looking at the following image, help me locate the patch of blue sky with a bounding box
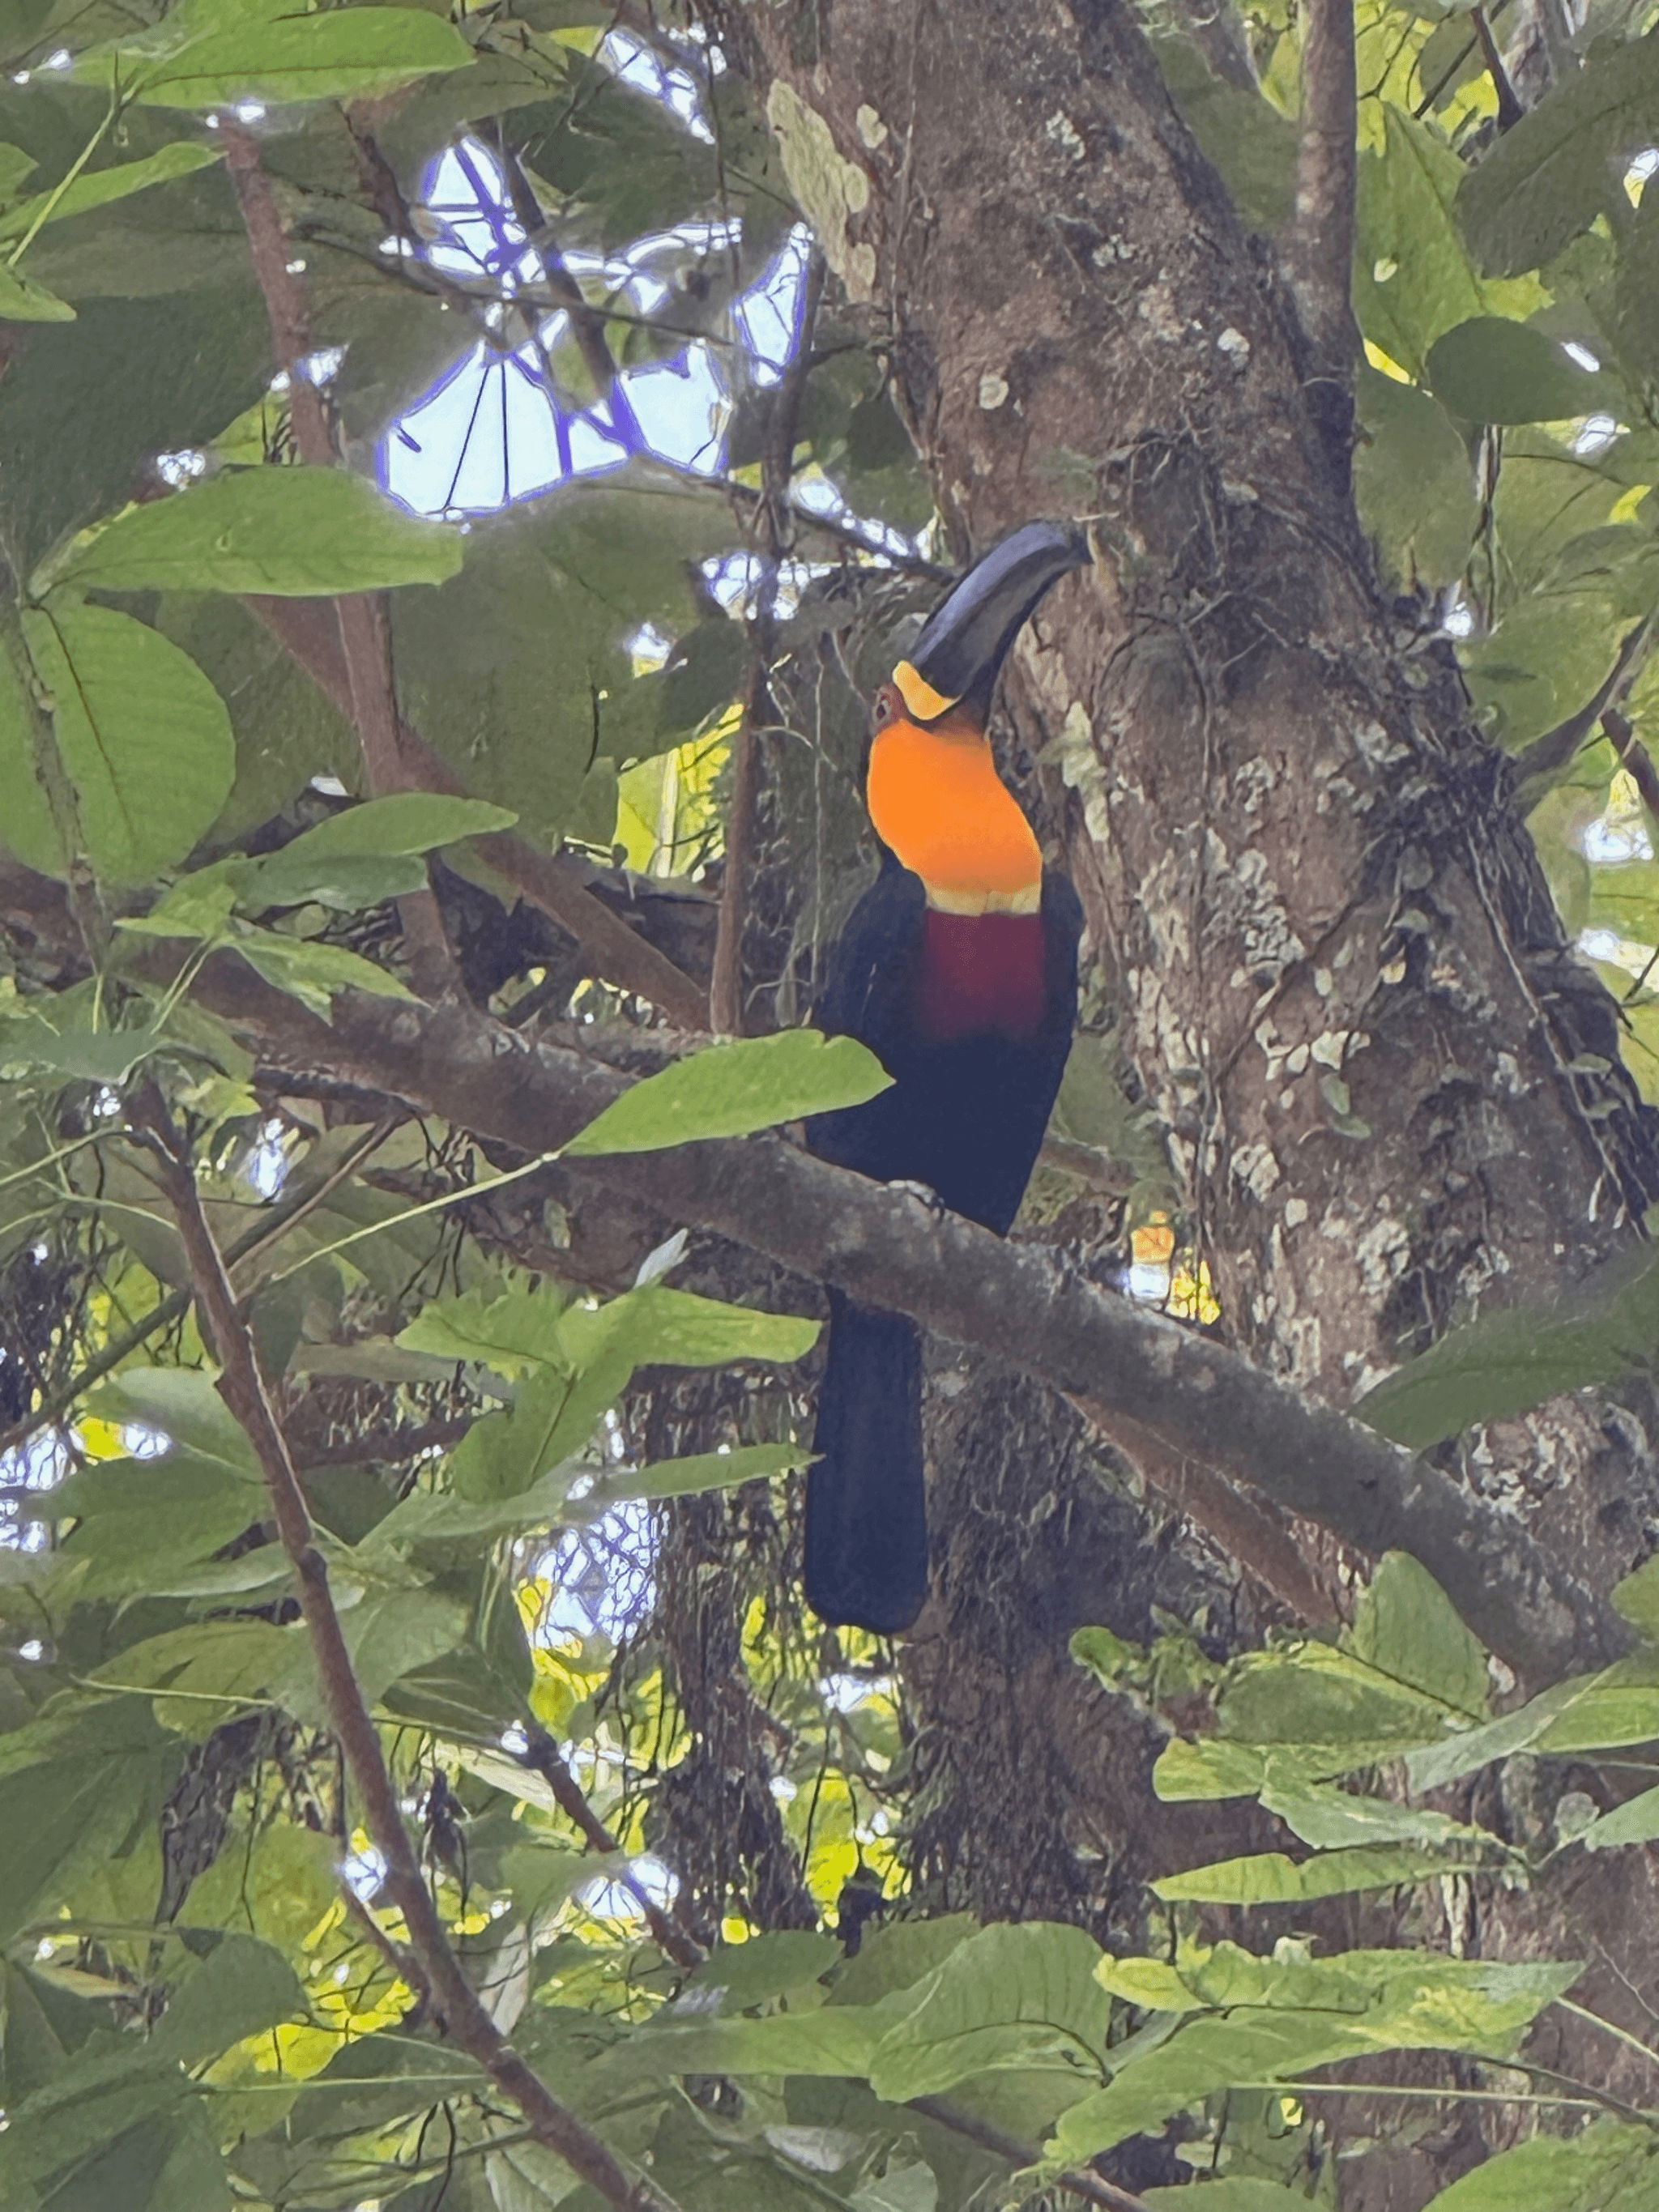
[380,132,812,519]
[603,26,715,144]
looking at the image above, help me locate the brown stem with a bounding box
[1471,4,1525,129]
[0,1118,398,1470]
[1605,708,1659,826]
[242,594,710,1029]
[222,125,458,1000]
[519,1726,704,1970]
[1281,0,1358,373]
[127,1081,680,2212]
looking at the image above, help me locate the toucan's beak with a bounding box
[891,519,1090,725]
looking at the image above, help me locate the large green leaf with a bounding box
[22,600,235,882]
[572,1440,813,1511]
[564,1030,892,1156]
[52,468,463,597]
[1349,1550,1490,1719]
[1427,2121,1658,2209]
[0,283,270,573]
[84,8,477,109]
[868,1922,1112,2103]
[1427,316,1611,424]
[1356,1258,1659,1448]
[1355,107,1546,381]
[0,141,220,244]
[1457,32,1659,277]
[1150,1843,1490,1903]
[0,617,64,874]
[0,260,71,316]
[50,1451,264,1597]
[1353,365,1478,587]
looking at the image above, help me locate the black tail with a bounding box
[804,1291,928,1634]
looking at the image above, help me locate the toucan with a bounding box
[803,521,1090,1635]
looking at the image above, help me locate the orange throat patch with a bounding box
[866,714,1043,914]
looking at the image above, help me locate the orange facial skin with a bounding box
[864,683,1043,898]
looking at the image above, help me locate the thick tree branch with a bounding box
[134,945,1623,1683]
[128,1082,680,2212]
[1281,0,1358,373]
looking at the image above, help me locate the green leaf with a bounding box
[557,1283,821,1372]
[632,2005,888,2081]
[0,283,271,576]
[268,793,518,860]
[1577,1783,1659,1852]
[396,1281,571,1379]
[1456,35,1659,278]
[687,1932,844,2010]
[1404,1670,1611,1791]
[868,1921,1112,2103]
[0,143,221,245]
[1151,31,1296,231]
[1427,316,1610,424]
[22,601,234,883]
[50,1452,263,1598]
[0,618,62,874]
[564,1030,892,1156]
[0,262,74,318]
[1355,106,1546,381]
[113,9,477,109]
[573,1441,812,1512]
[0,1700,177,1946]
[1353,364,1478,586]
[88,1365,258,1473]
[1354,1264,1659,1448]
[51,468,463,598]
[231,925,418,1016]
[149,1933,307,2061]
[1349,1550,1490,1719]
[1051,1948,1580,2160]
[1150,1843,1490,1903]
[1425,2120,1657,2209]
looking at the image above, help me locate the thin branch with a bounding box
[518,1725,704,1970]
[0,1118,399,1470]
[1605,707,1659,825]
[710,251,826,1034]
[1514,615,1655,789]
[127,1081,680,2212]
[222,124,458,1001]
[241,594,710,1029]
[906,2096,1153,2212]
[1470,5,1525,129]
[134,948,1622,1686]
[1281,0,1358,373]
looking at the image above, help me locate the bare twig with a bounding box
[518,1725,704,1969]
[1281,0,1358,374]
[1516,616,1655,789]
[907,2096,1153,2212]
[222,125,458,1000]
[242,594,710,1029]
[710,251,825,1033]
[128,1081,680,2212]
[1471,4,1525,128]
